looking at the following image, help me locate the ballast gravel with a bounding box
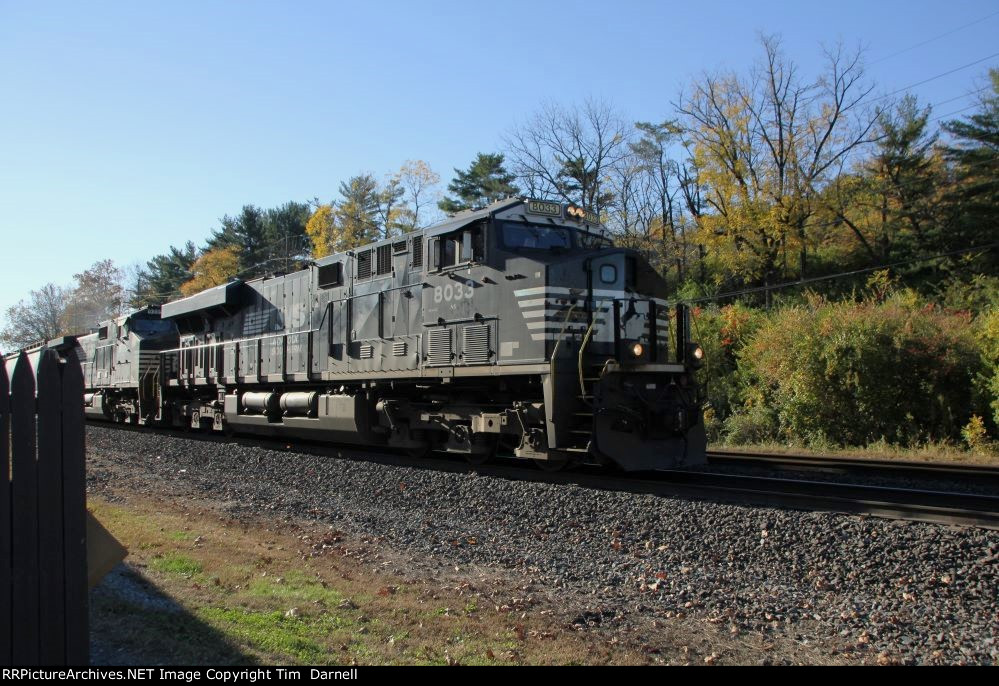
[86,425,999,665]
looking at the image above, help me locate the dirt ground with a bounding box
[89,494,852,665]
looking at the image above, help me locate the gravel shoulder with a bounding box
[87,425,999,665]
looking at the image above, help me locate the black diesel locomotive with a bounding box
[11,198,707,470]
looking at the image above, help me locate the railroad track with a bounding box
[86,421,999,530]
[707,449,999,488]
[648,469,999,530]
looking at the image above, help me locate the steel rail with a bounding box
[87,421,999,530]
[707,449,999,487]
[640,470,999,530]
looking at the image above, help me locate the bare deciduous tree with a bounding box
[1,283,67,351]
[61,259,126,334]
[394,159,442,231]
[675,35,880,297]
[504,99,632,215]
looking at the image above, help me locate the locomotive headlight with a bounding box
[631,342,644,358]
[687,342,705,369]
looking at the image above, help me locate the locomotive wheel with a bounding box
[404,444,432,459]
[465,451,491,466]
[464,436,499,466]
[532,455,568,472]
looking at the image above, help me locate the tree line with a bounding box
[3,36,997,351]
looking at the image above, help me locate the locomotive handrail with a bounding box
[159,328,312,354]
[612,300,621,359]
[649,301,657,361]
[420,315,499,327]
[577,320,597,403]
[549,303,579,396]
[315,300,330,331]
[139,360,159,418]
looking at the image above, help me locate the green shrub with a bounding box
[935,274,999,315]
[735,293,982,447]
[962,415,990,451]
[975,307,999,430]
[690,303,763,420]
[721,405,778,445]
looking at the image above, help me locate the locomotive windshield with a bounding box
[130,318,175,335]
[500,222,572,250]
[578,230,613,249]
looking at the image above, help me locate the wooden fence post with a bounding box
[10,352,39,664]
[37,350,66,665]
[0,359,10,665]
[3,349,88,666]
[61,354,88,665]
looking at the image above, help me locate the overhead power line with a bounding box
[876,51,999,103]
[681,242,999,306]
[869,10,999,65]
[131,150,999,303]
[931,102,981,123]
[930,86,989,109]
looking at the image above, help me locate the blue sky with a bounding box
[1,0,997,318]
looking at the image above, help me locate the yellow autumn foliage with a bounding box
[179,246,240,296]
[305,204,338,259]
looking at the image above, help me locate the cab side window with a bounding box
[432,225,484,270]
[442,236,457,267]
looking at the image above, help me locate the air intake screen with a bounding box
[462,325,490,365]
[426,329,452,366]
[376,245,392,275]
[357,250,371,279]
[412,237,423,268]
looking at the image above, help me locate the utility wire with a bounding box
[931,101,985,123]
[655,151,998,243]
[929,86,989,109]
[680,242,999,306]
[130,75,996,304]
[133,149,999,304]
[875,51,999,103]
[869,10,999,65]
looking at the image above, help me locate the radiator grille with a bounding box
[376,245,392,275]
[392,341,407,356]
[357,250,371,279]
[359,344,374,359]
[462,325,490,365]
[412,237,423,268]
[426,329,452,366]
[393,241,407,253]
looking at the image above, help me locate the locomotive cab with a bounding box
[412,198,706,470]
[76,305,178,424]
[421,199,707,470]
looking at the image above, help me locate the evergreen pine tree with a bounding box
[438,153,519,213]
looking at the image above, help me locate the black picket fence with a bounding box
[1,348,88,665]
